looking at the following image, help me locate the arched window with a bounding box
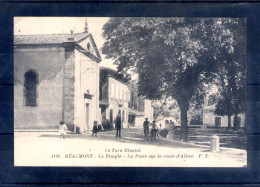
[24,69,38,106]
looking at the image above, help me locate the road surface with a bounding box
[14,127,247,167]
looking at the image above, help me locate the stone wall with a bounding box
[63,47,75,127]
[14,42,101,131]
[14,46,65,129]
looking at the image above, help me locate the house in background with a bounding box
[128,80,154,127]
[14,23,101,132]
[99,67,130,128]
[127,80,144,126]
[99,68,154,128]
[202,95,245,128]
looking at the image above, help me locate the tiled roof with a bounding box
[14,32,89,45]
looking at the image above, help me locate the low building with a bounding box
[203,105,245,128]
[14,24,101,132]
[201,89,245,128]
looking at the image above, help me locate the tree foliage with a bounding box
[102,18,245,141]
[214,19,246,129]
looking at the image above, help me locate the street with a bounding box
[14,127,247,167]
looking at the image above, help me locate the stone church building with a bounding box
[14,25,101,132]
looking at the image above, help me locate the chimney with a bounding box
[84,18,88,33]
[68,29,74,41]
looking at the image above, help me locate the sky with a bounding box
[14,17,116,69]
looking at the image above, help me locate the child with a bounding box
[150,120,158,141]
[92,121,98,137]
[59,120,68,140]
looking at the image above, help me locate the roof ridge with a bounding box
[14,32,90,45]
[14,32,89,37]
[15,33,67,36]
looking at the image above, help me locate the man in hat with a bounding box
[115,111,122,138]
[143,117,151,137]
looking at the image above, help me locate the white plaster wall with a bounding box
[74,49,100,132]
[130,100,154,128]
[135,116,145,128]
[106,77,129,126]
[144,100,154,121]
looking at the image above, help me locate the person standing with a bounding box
[150,120,158,141]
[59,120,68,140]
[115,111,122,138]
[92,121,98,137]
[143,117,151,136]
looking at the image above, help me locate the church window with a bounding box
[24,69,38,106]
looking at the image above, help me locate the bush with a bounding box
[189,115,202,125]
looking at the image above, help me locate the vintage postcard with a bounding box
[14,17,247,167]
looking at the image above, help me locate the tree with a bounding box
[215,89,233,128]
[214,72,246,130]
[102,18,242,141]
[152,98,179,120]
[214,19,246,130]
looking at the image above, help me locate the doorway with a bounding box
[86,103,90,130]
[101,105,106,124]
[122,110,125,122]
[215,117,221,127]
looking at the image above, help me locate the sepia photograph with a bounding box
[14,17,247,167]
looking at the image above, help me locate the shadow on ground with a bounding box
[40,128,202,150]
[172,128,247,150]
[39,127,246,150]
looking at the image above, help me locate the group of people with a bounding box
[113,112,160,141]
[59,120,100,139]
[143,118,159,141]
[59,112,164,141]
[112,114,159,140]
[58,111,122,139]
[92,111,122,138]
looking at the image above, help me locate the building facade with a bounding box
[99,68,154,128]
[100,75,130,128]
[14,29,101,132]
